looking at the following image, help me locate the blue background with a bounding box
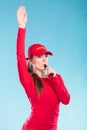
[0,0,87,130]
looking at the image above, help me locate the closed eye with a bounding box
[45,54,48,57]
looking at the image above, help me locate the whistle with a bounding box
[44,64,54,76]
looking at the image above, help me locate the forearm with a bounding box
[51,74,70,105]
[16,28,26,58]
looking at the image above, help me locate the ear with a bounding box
[28,62,34,73]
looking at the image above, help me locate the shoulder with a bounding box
[56,74,63,78]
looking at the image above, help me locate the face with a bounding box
[31,54,48,71]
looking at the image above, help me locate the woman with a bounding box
[16,6,70,130]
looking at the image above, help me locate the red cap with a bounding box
[27,43,53,58]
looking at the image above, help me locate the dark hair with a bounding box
[32,73,43,93]
[27,57,43,94]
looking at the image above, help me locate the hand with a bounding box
[17,6,27,28]
[45,66,56,77]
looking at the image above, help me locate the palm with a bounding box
[17,6,27,26]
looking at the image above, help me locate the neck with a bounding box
[34,69,47,78]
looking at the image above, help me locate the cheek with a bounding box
[33,59,41,66]
[36,60,42,66]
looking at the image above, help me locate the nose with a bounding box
[42,56,47,63]
[42,57,46,62]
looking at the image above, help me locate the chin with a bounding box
[38,67,44,71]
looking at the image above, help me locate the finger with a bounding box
[17,6,25,15]
[23,6,25,12]
[19,6,25,11]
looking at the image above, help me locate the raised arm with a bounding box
[16,7,37,103]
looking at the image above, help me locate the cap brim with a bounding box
[46,51,53,56]
[34,50,53,56]
[26,50,53,59]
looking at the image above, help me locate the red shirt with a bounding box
[16,28,70,130]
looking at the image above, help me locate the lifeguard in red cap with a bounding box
[16,6,70,130]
